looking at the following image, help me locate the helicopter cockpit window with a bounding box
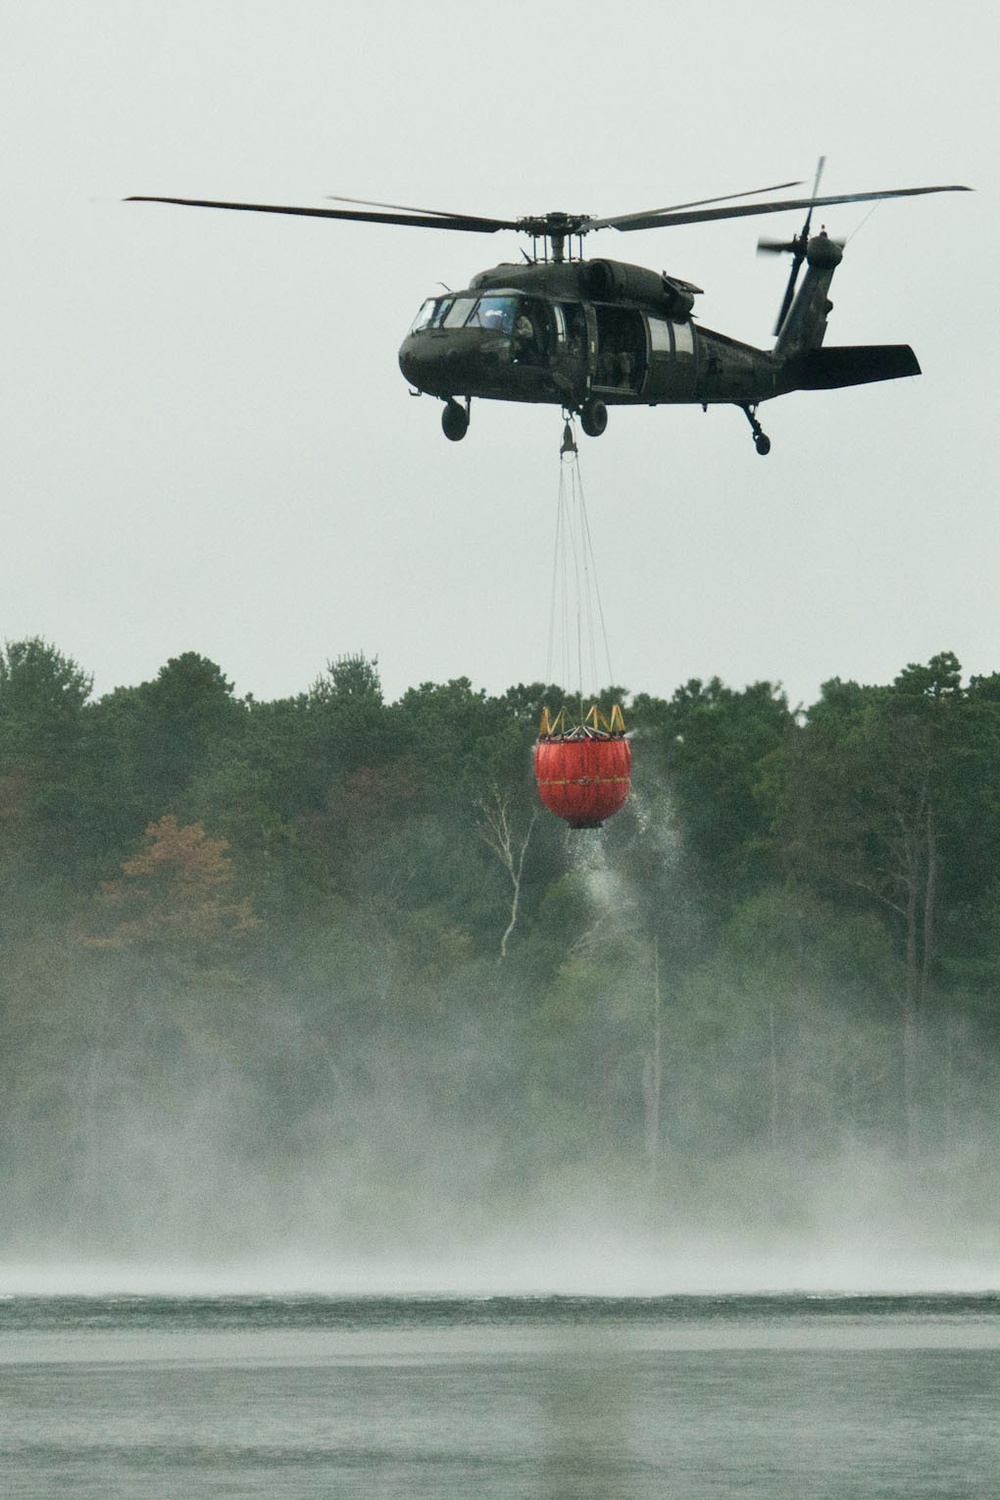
[442,295,478,329]
[409,300,437,334]
[429,298,455,328]
[466,295,518,333]
[411,298,456,330]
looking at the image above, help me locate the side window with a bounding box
[561,303,587,354]
[648,318,673,354]
[673,321,695,357]
[513,299,546,362]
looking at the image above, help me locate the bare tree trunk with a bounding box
[903,871,920,1160]
[476,793,538,961]
[644,937,662,1174]
[768,995,780,1150]
[943,1009,956,1161]
[921,800,937,1009]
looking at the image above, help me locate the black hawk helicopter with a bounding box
[128,165,969,454]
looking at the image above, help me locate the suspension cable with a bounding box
[545,418,615,716]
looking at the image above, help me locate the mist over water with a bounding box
[3,797,997,1301]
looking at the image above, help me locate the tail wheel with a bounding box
[739,402,772,455]
[580,397,608,438]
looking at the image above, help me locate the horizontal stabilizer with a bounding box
[788,345,921,390]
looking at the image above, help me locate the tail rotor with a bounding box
[758,156,834,337]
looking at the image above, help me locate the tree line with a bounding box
[2,638,998,1257]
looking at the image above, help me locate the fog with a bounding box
[2,1169,997,1298]
[2,795,997,1301]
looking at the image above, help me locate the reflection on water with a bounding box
[1,1296,999,1498]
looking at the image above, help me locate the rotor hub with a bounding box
[515,212,593,262]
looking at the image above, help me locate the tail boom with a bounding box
[781,344,920,391]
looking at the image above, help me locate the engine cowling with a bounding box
[581,260,700,316]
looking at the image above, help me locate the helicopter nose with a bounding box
[399,336,477,395]
[398,339,426,387]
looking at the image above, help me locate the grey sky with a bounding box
[2,0,995,707]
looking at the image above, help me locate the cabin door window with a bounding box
[594,306,646,392]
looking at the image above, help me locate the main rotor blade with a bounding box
[798,156,826,241]
[125,196,517,233]
[589,180,804,231]
[326,193,501,224]
[809,156,827,203]
[610,183,971,233]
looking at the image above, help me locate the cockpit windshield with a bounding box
[441,296,477,328]
[409,297,457,333]
[465,295,518,332]
[409,299,437,333]
[409,293,520,335]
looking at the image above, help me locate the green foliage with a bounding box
[640,676,793,910]
[0,639,94,909]
[3,642,1000,1252]
[0,638,92,763]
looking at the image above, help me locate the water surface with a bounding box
[2,1294,998,1497]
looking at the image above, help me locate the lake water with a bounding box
[2,1294,998,1497]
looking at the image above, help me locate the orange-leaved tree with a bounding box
[83,816,258,953]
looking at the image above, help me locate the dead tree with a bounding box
[476,791,538,961]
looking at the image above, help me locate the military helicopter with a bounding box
[128,166,968,454]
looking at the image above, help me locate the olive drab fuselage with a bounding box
[398,231,923,452]
[398,257,784,412]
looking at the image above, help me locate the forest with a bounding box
[2,637,999,1264]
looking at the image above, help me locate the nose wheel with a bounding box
[441,398,470,441]
[739,403,771,456]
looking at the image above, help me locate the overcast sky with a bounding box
[2,1,996,708]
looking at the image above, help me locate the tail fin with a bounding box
[773,232,843,358]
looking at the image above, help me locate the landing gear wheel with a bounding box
[739,403,771,456]
[441,399,469,442]
[580,397,608,438]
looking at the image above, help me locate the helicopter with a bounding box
[128,166,969,454]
